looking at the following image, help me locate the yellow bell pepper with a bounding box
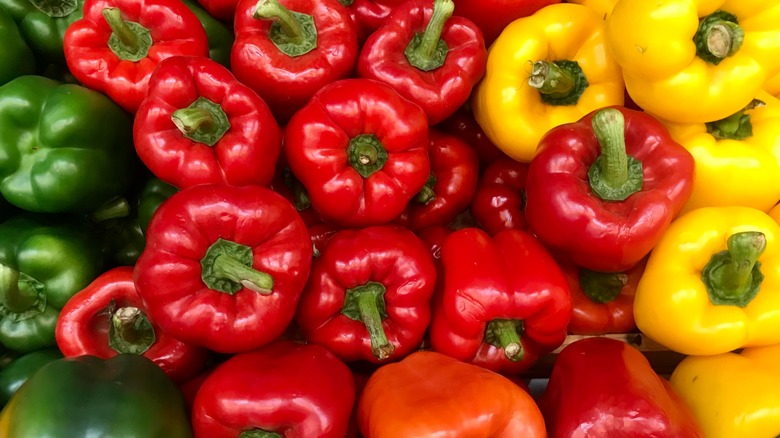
[472,3,624,163]
[663,91,780,214]
[606,0,780,124]
[766,72,780,98]
[669,345,780,438]
[565,0,618,20]
[634,206,780,356]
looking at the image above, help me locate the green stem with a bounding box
[588,108,643,201]
[415,174,437,204]
[253,0,304,44]
[171,97,231,146]
[527,60,589,106]
[102,7,152,62]
[485,319,524,362]
[348,134,388,178]
[706,99,765,140]
[693,10,744,65]
[0,264,41,314]
[404,0,453,71]
[342,282,394,361]
[702,231,765,307]
[212,255,273,294]
[253,0,318,57]
[337,0,354,5]
[579,269,629,304]
[201,238,274,295]
[29,0,78,18]
[90,197,131,223]
[109,305,156,355]
[238,429,283,438]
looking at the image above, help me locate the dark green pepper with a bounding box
[182,0,234,68]
[0,348,62,407]
[0,0,83,66]
[0,354,192,437]
[138,177,178,234]
[0,8,34,86]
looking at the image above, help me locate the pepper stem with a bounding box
[29,0,78,18]
[527,60,589,106]
[348,134,388,178]
[89,197,131,223]
[693,10,744,65]
[102,7,152,62]
[201,238,274,295]
[702,231,766,307]
[108,304,156,355]
[172,97,231,146]
[238,429,283,438]
[342,282,395,361]
[253,0,317,57]
[404,0,453,71]
[415,174,437,204]
[706,99,765,140]
[0,264,43,314]
[253,0,303,43]
[588,108,643,201]
[485,319,525,362]
[579,269,628,304]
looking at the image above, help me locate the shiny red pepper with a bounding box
[357,0,487,125]
[453,0,560,45]
[438,107,507,169]
[470,157,530,236]
[133,56,282,189]
[341,0,405,42]
[194,0,239,21]
[63,0,209,113]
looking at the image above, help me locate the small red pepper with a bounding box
[438,107,507,169]
[429,227,572,374]
[55,266,209,383]
[525,107,694,272]
[133,56,282,189]
[453,0,560,45]
[63,0,209,113]
[231,0,359,122]
[470,157,530,236]
[296,225,437,363]
[357,0,487,125]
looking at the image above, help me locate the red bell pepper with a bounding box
[133,56,282,190]
[525,107,694,272]
[194,0,239,21]
[341,0,405,42]
[453,0,560,45]
[438,107,507,169]
[285,78,431,227]
[192,340,355,438]
[296,226,437,363]
[416,224,454,265]
[470,157,530,236]
[429,227,571,374]
[395,129,479,232]
[231,0,359,122]
[133,184,313,353]
[268,147,324,227]
[357,0,487,125]
[309,222,339,258]
[63,0,209,113]
[539,337,704,437]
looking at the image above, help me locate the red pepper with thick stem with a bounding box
[231,0,359,122]
[525,107,694,273]
[339,0,406,42]
[133,184,313,354]
[133,56,282,190]
[357,0,487,125]
[438,106,507,169]
[296,225,437,363]
[470,157,530,236]
[285,78,431,227]
[453,0,560,46]
[63,0,209,113]
[55,266,210,383]
[429,227,571,374]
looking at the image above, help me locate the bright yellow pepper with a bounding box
[565,0,618,20]
[766,72,780,98]
[606,0,780,124]
[663,91,780,214]
[634,206,780,355]
[669,345,780,438]
[472,3,624,163]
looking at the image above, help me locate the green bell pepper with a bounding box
[0,8,34,86]
[0,75,137,213]
[0,354,192,437]
[137,176,178,234]
[0,0,83,66]
[0,214,103,353]
[0,348,62,407]
[182,0,233,68]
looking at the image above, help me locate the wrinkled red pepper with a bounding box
[133,184,313,353]
[470,157,530,236]
[453,0,559,45]
[340,0,405,41]
[525,107,694,272]
[232,0,359,122]
[429,227,572,374]
[357,0,487,125]
[296,226,437,363]
[63,0,209,113]
[133,56,282,189]
[438,107,507,169]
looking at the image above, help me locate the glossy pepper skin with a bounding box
[606,0,780,124]
[56,266,209,383]
[539,337,704,438]
[472,3,624,163]
[183,0,234,68]
[0,354,192,437]
[452,0,559,45]
[0,348,62,408]
[470,157,529,236]
[0,0,83,66]
[285,78,431,227]
[297,226,437,363]
[525,107,694,273]
[566,0,616,20]
[0,9,34,86]
[134,184,313,354]
[670,345,780,438]
[341,0,404,42]
[357,0,487,125]
[438,106,507,169]
[193,340,355,438]
[0,214,103,353]
[0,76,137,214]
[358,350,546,437]
[634,206,780,356]
[429,227,571,374]
[231,0,359,122]
[63,0,209,113]
[134,55,282,190]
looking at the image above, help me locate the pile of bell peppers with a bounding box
[1,0,780,436]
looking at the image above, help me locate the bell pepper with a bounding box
[416,224,453,266]
[63,0,209,113]
[134,55,282,190]
[635,206,780,355]
[470,157,530,236]
[269,162,323,228]
[472,3,625,163]
[429,227,571,374]
[183,0,234,68]
[137,176,177,234]
[663,92,780,214]
[296,225,437,363]
[55,266,209,383]
[670,344,780,438]
[525,107,695,272]
[231,0,359,122]
[0,9,34,86]
[308,222,339,258]
[438,106,507,169]
[452,0,558,45]
[565,0,616,20]
[192,340,355,438]
[357,0,487,125]
[0,348,62,407]
[0,214,104,353]
[357,350,546,437]
[285,78,431,227]
[0,0,83,66]
[539,337,704,437]
[340,0,404,42]
[767,72,780,98]
[606,0,780,124]
[0,75,137,214]
[0,354,192,437]
[133,184,313,353]
[192,0,236,20]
